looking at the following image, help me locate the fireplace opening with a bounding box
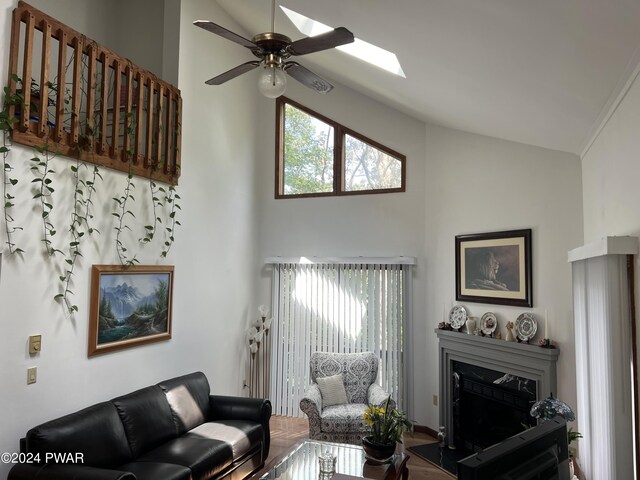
[452,361,537,452]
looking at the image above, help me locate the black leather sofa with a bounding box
[8,372,271,480]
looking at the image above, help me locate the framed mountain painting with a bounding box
[88,265,174,356]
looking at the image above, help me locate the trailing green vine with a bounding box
[140,176,163,244]
[160,184,181,258]
[113,111,139,266]
[56,161,103,313]
[30,144,61,256]
[1,74,24,254]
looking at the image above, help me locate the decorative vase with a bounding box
[362,436,396,463]
[465,317,477,334]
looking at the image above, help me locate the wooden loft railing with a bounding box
[6,1,182,184]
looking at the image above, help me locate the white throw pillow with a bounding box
[317,374,348,407]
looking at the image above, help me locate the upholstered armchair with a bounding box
[299,351,395,444]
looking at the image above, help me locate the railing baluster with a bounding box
[55,29,67,143]
[99,52,109,155]
[111,59,121,160]
[124,65,134,162]
[175,94,182,178]
[38,20,51,138]
[71,35,83,145]
[7,6,24,125]
[156,85,164,172]
[164,89,173,175]
[135,72,144,164]
[21,11,35,132]
[86,44,96,150]
[145,78,155,169]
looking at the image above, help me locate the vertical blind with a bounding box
[267,258,413,417]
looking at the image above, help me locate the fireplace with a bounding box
[436,329,559,451]
[452,361,536,451]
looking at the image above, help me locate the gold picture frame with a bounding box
[88,265,174,357]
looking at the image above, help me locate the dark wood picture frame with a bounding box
[455,229,532,307]
[88,265,174,357]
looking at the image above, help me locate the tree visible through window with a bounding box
[283,103,334,195]
[276,98,405,198]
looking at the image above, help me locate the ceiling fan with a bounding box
[194,0,354,98]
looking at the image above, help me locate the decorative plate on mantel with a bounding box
[515,313,537,342]
[481,312,497,336]
[448,305,467,330]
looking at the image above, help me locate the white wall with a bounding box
[423,125,583,428]
[253,79,428,421]
[582,70,640,242]
[254,76,583,429]
[581,67,640,465]
[0,0,260,476]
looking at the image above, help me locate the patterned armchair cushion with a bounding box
[310,352,378,404]
[320,404,370,434]
[316,374,348,407]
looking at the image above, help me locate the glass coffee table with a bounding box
[260,440,409,480]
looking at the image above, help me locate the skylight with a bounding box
[281,6,406,78]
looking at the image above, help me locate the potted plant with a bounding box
[362,397,412,463]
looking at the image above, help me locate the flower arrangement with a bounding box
[363,397,413,445]
[530,393,581,446]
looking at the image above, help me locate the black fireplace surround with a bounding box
[452,361,536,451]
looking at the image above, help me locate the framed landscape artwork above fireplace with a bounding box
[455,229,532,307]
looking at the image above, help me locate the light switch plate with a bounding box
[27,367,37,385]
[29,335,42,354]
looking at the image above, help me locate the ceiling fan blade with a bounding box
[284,62,334,94]
[205,61,261,85]
[288,27,354,56]
[193,20,256,49]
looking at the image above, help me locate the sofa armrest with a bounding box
[8,463,136,480]
[368,384,396,410]
[209,395,272,459]
[299,384,322,438]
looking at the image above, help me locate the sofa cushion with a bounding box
[185,420,263,459]
[320,403,370,433]
[138,437,234,480]
[118,461,192,480]
[112,385,177,457]
[25,402,132,469]
[158,372,211,434]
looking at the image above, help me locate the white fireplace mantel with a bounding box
[436,329,559,448]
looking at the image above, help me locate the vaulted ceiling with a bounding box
[214,0,640,155]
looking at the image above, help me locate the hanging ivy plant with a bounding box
[140,175,163,245]
[113,111,139,266]
[56,161,102,313]
[30,144,61,256]
[1,74,25,254]
[160,184,181,258]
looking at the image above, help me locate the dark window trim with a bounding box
[275,96,406,199]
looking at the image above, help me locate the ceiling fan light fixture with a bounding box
[258,65,287,98]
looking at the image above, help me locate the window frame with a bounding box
[275,97,406,199]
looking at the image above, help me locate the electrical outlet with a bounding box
[433,394,438,406]
[27,367,37,385]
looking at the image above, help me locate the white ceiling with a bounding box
[215,0,640,155]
